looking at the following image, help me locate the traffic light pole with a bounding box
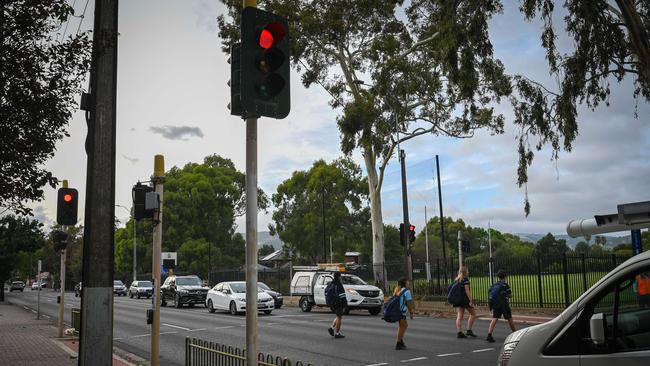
[150,155,165,366]
[399,149,413,281]
[79,1,118,364]
[58,247,66,337]
[245,116,259,366]
[435,155,448,282]
[458,231,464,270]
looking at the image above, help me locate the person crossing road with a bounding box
[327,272,347,339]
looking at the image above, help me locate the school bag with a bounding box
[447,281,465,305]
[382,289,404,323]
[488,282,507,308]
[325,282,338,307]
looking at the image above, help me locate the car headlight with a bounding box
[346,289,358,295]
[378,290,384,298]
[498,341,519,366]
[276,295,282,299]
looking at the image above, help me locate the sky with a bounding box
[31,0,650,240]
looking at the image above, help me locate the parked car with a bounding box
[290,271,384,315]
[113,280,127,296]
[499,250,650,366]
[9,281,25,292]
[129,280,153,299]
[258,282,283,309]
[206,281,275,315]
[160,275,209,308]
[74,282,82,297]
[31,281,46,290]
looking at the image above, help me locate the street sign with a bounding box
[632,229,643,255]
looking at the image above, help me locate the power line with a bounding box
[76,0,91,35]
[60,0,78,41]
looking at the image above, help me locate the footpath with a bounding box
[0,302,140,366]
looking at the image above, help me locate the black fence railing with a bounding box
[185,337,314,366]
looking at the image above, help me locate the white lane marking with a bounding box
[472,348,495,353]
[267,314,310,318]
[160,331,177,336]
[215,326,235,330]
[187,328,206,332]
[42,315,50,319]
[365,363,389,366]
[401,357,428,363]
[31,310,37,313]
[312,319,331,322]
[131,333,151,338]
[239,324,246,327]
[162,323,191,331]
[114,338,123,341]
[23,306,30,310]
[265,323,279,326]
[437,353,461,357]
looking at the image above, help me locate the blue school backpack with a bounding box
[447,281,464,305]
[488,282,506,308]
[382,289,404,323]
[325,282,338,307]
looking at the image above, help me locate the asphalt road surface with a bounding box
[6,290,522,365]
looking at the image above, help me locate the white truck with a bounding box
[290,270,384,315]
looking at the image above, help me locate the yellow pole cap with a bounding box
[243,0,257,8]
[153,155,165,178]
[62,180,69,188]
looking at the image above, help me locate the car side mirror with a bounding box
[223,289,231,294]
[590,313,607,346]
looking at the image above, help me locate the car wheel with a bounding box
[175,294,182,308]
[137,293,141,299]
[299,297,312,312]
[208,300,216,313]
[229,301,238,315]
[20,289,23,292]
[263,310,272,315]
[161,297,167,307]
[368,307,381,316]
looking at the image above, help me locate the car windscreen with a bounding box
[176,277,202,286]
[113,281,123,285]
[139,281,152,287]
[341,275,367,285]
[258,283,270,291]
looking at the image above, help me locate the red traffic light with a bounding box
[259,29,274,49]
[63,194,73,202]
[409,225,415,231]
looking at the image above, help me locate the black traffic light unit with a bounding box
[132,182,154,220]
[52,230,69,252]
[461,240,471,254]
[239,7,290,119]
[227,43,243,116]
[409,225,416,243]
[56,188,78,226]
[399,223,405,246]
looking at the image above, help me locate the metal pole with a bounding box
[58,248,66,337]
[321,187,326,263]
[488,221,494,284]
[457,230,463,270]
[435,155,447,281]
[133,215,137,283]
[329,236,333,263]
[245,117,258,366]
[399,149,413,281]
[79,1,118,363]
[37,260,41,320]
[425,206,431,281]
[151,155,165,366]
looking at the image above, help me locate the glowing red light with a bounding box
[409,225,415,231]
[63,194,73,202]
[259,29,274,49]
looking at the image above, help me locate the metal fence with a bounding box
[185,337,314,366]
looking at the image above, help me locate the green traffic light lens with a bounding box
[256,74,286,100]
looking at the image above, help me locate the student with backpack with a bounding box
[326,272,347,339]
[451,266,477,338]
[392,278,414,350]
[486,269,515,342]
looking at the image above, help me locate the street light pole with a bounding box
[488,221,494,284]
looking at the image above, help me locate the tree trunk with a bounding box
[616,0,650,89]
[364,151,388,292]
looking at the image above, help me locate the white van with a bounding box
[499,250,650,365]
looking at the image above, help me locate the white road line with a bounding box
[42,315,50,319]
[437,353,461,357]
[215,326,235,330]
[239,324,246,327]
[160,331,177,336]
[31,309,37,313]
[162,323,191,331]
[472,348,495,353]
[268,314,310,318]
[365,363,389,366]
[23,306,30,310]
[401,357,428,363]
[187,328,206,332]
[264,323,279,326]
[131,333,151,338]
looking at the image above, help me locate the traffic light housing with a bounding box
[399,223,405,246]
[56,188,78,226]
[461,240,471,254]
[239,7,290,119]
[409,225,416,243]
[52,230,69,252]
[132,183,154,220]
[227,43,243,116]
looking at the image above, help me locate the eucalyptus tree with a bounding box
[218,0,512,285]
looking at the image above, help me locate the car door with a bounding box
[314,275,332,305]
[212,283,226,309]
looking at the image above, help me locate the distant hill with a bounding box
[258,231,283,251]
[516,233,631,248]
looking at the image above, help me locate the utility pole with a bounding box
[37,260,42,320]
[151,155,165,366]
[488,221,494,284]
[457,230,463,270]
[329,236,333,263]
[400,149,413,281]
[79,1,118,364]
[425,206,431,281]
[133,211,137,283]
[435,155,447,281]
[321,187,327,263]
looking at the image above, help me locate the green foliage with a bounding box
[258,244,276,257]
[534,233,570,258]
[0,0,91,215]
[269,158,369,263]
[0,215,46,281]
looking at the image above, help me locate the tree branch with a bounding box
[398,31,439,58]
[377,142,396,193]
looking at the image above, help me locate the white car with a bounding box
[31,281,46,290]
[206,281,275,315]
[499,250,650,366]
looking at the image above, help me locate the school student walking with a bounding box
[326,272,347,339]
[394,278,414,350]
[486,269,516,342]
[451,266,477,338]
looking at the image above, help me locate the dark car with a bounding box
[258,282,283,309]
[161,275,209,309]
[10,281,25,292]
[113,280,127,296]
[129,280,153,299]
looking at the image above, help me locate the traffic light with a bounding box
[409,225,416,243]
[227,43,242,116]
[52,230,68,252]
[132,183,155,220]
[239,7,290,119]
[399,223,405,246]
[461,240,471,254]
[56,188,78,225]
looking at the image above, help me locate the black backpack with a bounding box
[447,281,465,305]
[382,289,404,323]
[325,282,338,307]
[488,282,506,308]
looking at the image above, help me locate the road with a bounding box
[6,290,522,365]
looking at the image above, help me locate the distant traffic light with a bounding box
[52,230,69,252]
[56,188,78,225]
[239,7,290,119]
[399,223,405,246]
[132,182,154,220]
[409,225,416,243]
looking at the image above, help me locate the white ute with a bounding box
[499,250,650,366]
[290,271,384,315]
